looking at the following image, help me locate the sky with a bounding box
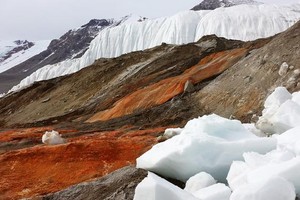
[0,0,299,41]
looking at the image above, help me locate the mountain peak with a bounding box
[191,0,261,10]
[81,19,113,29]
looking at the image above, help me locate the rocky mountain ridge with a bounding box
[0,19,116,94]
[191,0,260,10]
[0,40,34,64]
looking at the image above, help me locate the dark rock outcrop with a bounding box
[40,166,147,200]
[191,0,258,11]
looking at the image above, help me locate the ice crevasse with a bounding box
[134,87,300,200]
[10,3,300,93]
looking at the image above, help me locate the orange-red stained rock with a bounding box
[0,127,165,199]
[0,128,77,143]
[87,48,247,122]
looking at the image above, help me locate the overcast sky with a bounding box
[0,0,299,41]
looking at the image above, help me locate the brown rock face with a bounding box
[87,48,247,122]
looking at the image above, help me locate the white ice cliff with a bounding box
[9,4,300,93]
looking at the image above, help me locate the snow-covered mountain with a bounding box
[0,40,50,73]
[9,3,300,94]
[0,18,120,94]
[191,0,260,10]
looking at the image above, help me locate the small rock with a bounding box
[279,62,289,76]
[157,136,168,143]
[251,114,259,123]
[244,76,252,83]
[294,69,300,77]
[184,80,195,93]
[42,98,51,103]
[229,115,236,120]
[287,77,297,88]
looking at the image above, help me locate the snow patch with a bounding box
[0,40,50,73]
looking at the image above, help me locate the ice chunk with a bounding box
[42,130,65,145]
[243,123,266,137]
[137,114,276,182]
[193,183,231,200]
[257,100,300,134]
[292,91,300,105]
[227,149,300,194]
[184,172,216,193]
[226,161,251,190]
[133,172,199,200]
[227,150,295,190]
[277,127,300,155]
[230,176,295,200]
[263,87,292,117]
[256,87,300,134]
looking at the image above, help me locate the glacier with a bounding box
[9,3,300,93]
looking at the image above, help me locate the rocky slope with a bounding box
[0,20,299,199]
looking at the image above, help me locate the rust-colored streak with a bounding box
[0,127,164,199]
[87,48,247,122]
[0,128,77,143]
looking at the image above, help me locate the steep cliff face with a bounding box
[0,20,299,199]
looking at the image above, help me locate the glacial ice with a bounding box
[9,4,300,93]
[192,183,231,200]
[136,114,277,182]
[135,87,300,199]
[230,176,296,200]
[256,87,300,134]
[184,172,216,193]
[133,172,199,200]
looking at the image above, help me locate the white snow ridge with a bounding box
[134,87,300,200]
[9,3,300,93]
